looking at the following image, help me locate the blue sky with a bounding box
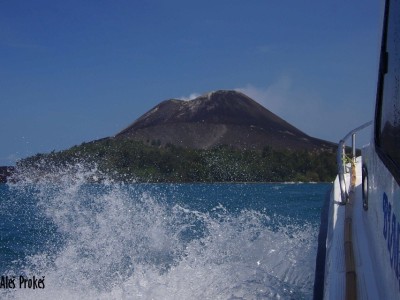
[0,0,382,165]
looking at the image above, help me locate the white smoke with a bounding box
[178,93,201,101]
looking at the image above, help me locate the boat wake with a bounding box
[1,164,317,299]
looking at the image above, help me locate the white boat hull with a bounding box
[322,148,400,299]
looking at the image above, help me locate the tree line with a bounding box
[17,138,337,183]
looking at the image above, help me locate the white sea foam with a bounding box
[2,165,318,299]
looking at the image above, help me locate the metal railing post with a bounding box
[337,121,372,205]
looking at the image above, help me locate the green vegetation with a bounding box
[17,138,337,182]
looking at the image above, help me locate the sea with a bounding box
[0,165,330,300]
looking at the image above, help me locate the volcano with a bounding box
[116,90,335,151]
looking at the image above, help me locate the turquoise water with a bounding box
[0,169,329,299]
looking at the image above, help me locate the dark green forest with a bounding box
[17,138,337,183]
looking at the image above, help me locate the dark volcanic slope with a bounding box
[116,90,335,151]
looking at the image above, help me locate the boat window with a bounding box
[376,0,400,179]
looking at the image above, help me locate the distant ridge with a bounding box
[116,90,335,151]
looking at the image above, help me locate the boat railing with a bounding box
[337,121,373,204]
